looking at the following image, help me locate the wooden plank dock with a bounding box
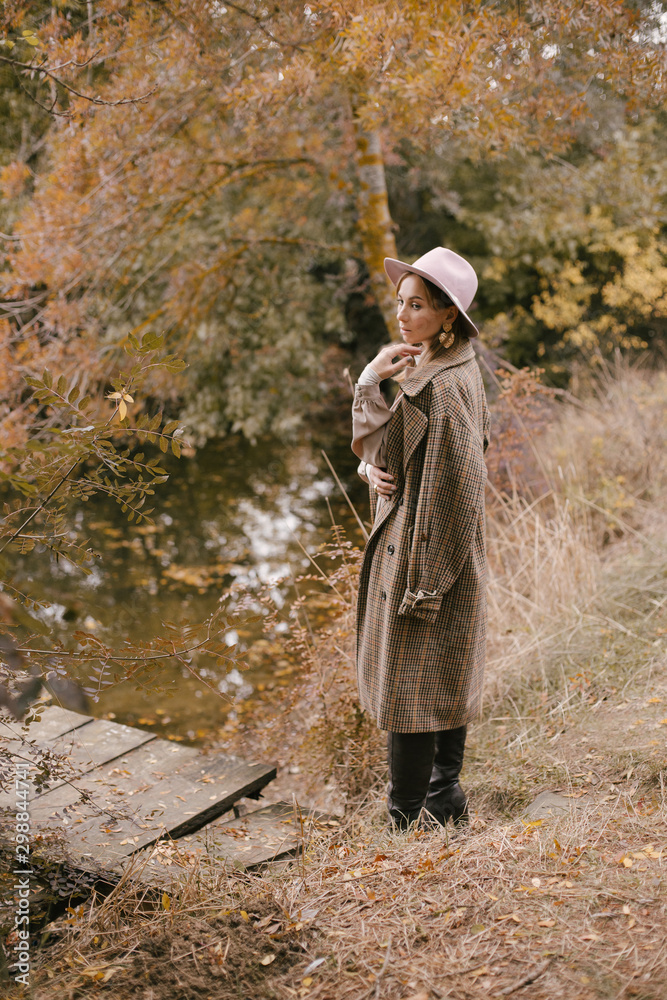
[0,704,332,879]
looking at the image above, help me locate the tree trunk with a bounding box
[352,120,400,339]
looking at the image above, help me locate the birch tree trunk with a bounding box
[353,120,400,339]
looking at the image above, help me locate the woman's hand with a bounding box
[369,343,422,380]
[367,464,396,498]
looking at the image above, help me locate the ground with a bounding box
[12,572,665,1000]
[4,366,667,999]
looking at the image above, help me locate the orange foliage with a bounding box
[0,1,664,435]
[0,161,31,199]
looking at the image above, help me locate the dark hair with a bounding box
[412,274,453,310]
[394,272,466,378]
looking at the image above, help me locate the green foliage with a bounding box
[462,120,667,375]
[389,115,667,381]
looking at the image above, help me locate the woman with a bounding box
[351,247,490,830]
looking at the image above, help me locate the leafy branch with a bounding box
[0,332,256,722]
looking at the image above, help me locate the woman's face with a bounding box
[396,274,456,349]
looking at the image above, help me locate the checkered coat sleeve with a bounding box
[352,340,490,732]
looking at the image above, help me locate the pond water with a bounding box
[12,421,369,742]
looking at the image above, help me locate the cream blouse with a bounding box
[351,365,403,482]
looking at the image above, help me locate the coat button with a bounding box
[381,591,387,601]
[398,497,404,505]
[387,544,395,554]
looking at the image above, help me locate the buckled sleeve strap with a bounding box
[397,588,440,622]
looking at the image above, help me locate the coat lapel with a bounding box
[367,342,477,543]
[399,341,475,472]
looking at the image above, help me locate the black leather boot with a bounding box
[423,725,468,827]
[386,732,435,830]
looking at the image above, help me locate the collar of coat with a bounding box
[401,339,476,398]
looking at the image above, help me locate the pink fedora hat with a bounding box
[384,246,479,338]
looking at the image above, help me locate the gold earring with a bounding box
[439,322,454,349]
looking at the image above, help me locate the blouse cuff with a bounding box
[357,363,382,386]
[354,381,388,402]
[357,460,371,483]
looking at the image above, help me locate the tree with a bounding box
[1,1,665,441]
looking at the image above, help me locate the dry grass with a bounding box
[5,362,667,1000]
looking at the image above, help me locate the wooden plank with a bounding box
[1,718,156,810]
[178,801,303,868]
[0,706,95,810]
[137,802,342,878]
[0,705,93,745]
[45,718,156,775]
[29,738,277,872]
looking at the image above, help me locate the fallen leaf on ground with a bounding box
[79,967,122,982]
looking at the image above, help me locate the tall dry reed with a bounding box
[286,361,667,804]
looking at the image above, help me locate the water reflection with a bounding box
[11,430,367,741]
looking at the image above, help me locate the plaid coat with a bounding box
[352,340,490,732]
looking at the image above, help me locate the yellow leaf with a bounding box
[79,968,106,980]
[240,910,249,922]
[521,818,543,830]
[107,391,122,399]
[302,977,313,986]
[162,892,171,910]
[538,919,556,927]
[119,400,127,420]
[80,965,122,982]
[260,954,276,966]
[621,857,633,868]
